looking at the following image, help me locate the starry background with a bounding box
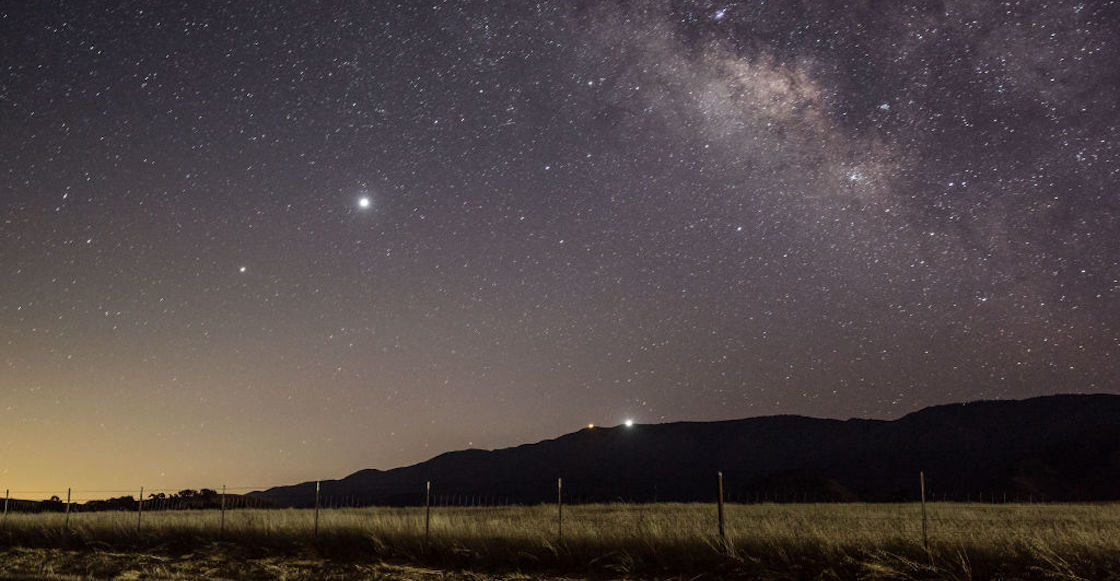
[2,0,1118,493]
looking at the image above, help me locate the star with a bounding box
[5,0,1116,500]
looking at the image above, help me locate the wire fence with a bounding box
[0,485,1079,513]
[4,474,1119,546]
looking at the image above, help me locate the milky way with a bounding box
[2,1,1118,493]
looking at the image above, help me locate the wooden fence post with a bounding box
[557,477,563,544]
[64,488,71,530]
[314,481,321,538]
[717,472,726,550]
[424,481,431,540]
[220,485,226,536]
[137,486,143,532]
[920,471,930,561]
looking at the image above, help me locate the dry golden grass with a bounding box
[3,502,1120,579]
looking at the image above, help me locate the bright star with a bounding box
[239,266,247,273]
[624,419,634,427]
[358,196,371,209]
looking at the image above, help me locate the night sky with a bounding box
[3,1,1118,494]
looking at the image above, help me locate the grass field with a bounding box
[2,502,1120,579]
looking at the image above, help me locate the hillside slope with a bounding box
[252,394,1120,506]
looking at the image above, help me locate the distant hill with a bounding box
[250,394,1120,506]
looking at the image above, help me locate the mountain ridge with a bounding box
[251,394,1120,506]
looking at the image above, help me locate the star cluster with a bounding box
[1,0,1117,491]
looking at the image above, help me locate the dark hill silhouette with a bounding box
[251,394,1120,506]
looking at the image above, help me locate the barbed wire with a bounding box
[5,480,1117,510]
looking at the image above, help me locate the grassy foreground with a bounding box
[2,502,1120,579]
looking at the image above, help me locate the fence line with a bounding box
[4,473,1086,549]
[8,479,1117,544]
